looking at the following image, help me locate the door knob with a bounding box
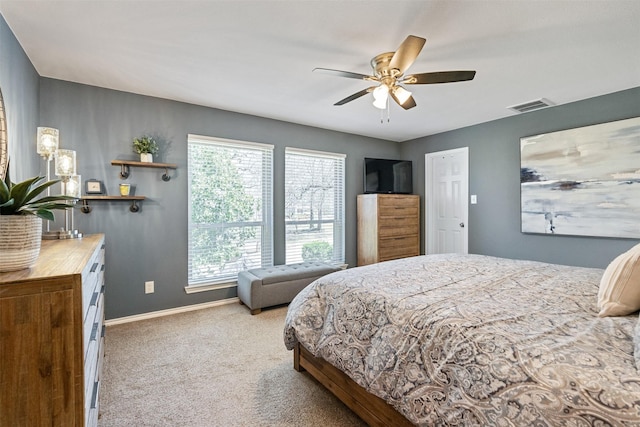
[459,222,465,228]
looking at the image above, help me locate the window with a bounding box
[285,147,345,264]
[188,135,273,286]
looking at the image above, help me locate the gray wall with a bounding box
[401,87,640,268]
[0,14,39,180]
[4,13,639,320]
[39,79,399,319]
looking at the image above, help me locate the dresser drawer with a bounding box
[379,235,419,261]
[379,217,419,237]
[378,195,419,218]
[378,205,419,218]
[83,284,103,346]
[379,246,419,262]
[380,234,419,248]
[84,290,104,390]
[86,322,104,427]
[82,247,104,316]
[377,195,418,208]
[86,379,100,427]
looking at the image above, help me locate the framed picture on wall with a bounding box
[520,116,640,239]
[85,179,104,195]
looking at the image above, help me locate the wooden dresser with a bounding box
[0,234,106,427]
[357,194,420,266]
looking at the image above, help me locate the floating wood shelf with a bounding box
[80,195,146,213]
[111,160,177,181]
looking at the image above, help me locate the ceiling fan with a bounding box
[314,35,476,111]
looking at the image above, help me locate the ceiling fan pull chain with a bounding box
[387,97,391,123]
[380,97,391,124]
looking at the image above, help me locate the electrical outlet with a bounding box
[145,281,154,294]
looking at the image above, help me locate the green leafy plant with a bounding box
[301,241,333,262]
[0,161,74,221]
[132,136,159,155]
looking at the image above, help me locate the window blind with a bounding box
[188,135,273,286]
[284,147,345,265]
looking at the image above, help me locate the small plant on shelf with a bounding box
[132,136,158,163]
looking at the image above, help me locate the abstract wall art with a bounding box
[520,116,640,238]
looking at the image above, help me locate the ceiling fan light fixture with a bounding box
[372,84,389,100]
[392,86,412,105]
[372,85,389,109]
[373,97,387,110]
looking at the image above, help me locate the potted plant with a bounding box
[0,162,74,272]
[132,136,158,163]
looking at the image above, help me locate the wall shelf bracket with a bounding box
[80,196,145,214]
[81,200,92,214]
[129,200,140,212]
[110,160,177,181]
[119,164,130,179]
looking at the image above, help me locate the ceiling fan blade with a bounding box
[313,68,375,81]
[334,87,375,106]
[390,90,417,110]
[388,35,426,74]
[403,70,476,85]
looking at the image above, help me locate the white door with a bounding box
[425,147,469,254]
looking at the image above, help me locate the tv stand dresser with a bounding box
[357,194,420,266]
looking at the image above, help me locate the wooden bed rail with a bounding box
[293,342,414,426]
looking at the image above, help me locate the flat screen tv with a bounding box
[364,158,413,194]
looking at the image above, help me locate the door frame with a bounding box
[425,147,469,254]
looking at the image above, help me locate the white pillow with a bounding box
[597,243,640,317]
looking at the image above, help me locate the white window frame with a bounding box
[284,147,345,265]
[187,134,273,292]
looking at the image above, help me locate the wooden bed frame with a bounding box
[293,342,414,426]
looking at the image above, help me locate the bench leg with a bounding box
[250,308,261,315]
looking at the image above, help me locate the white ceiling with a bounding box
[1,0,639,142]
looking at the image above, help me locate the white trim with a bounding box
[188,134,274,150]
[184,281,237,294]
[285,146,346,159]
[105,297,239,326]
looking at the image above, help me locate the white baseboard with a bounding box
[105,297,239,326]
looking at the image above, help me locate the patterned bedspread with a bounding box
[284,254,640,426]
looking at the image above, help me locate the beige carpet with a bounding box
[98,302,366,427]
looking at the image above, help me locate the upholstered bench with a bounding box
[237,261,342,314]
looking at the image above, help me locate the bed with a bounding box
[283,253,640,426]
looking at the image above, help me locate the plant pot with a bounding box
[140,153,153,163]
[0,215,43,272]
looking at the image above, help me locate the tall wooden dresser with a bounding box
[357,194,420,266]
[0,234,106,427]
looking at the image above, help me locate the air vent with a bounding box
[508,98,555,113]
